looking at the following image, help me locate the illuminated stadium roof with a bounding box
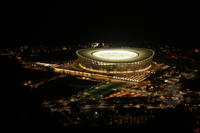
[92,50,138,60]
[76,48,154,63]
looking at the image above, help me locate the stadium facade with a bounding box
[76,48,154,75]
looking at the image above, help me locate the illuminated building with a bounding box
[75,48,155,83]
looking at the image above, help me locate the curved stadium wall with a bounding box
[76,48,154,74]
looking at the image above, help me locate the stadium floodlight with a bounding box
[92,50,138,60]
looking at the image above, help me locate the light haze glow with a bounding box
[92,50,138,60]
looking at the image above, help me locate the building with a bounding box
[76,48,154,74]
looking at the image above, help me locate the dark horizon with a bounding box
[4,1,199,48]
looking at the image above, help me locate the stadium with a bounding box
[76,48,155,75]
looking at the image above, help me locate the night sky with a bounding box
[6,1,199,47]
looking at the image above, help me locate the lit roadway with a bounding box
[22,60,156,84]
[52,65,135,83]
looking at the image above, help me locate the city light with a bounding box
[2,42,199,129]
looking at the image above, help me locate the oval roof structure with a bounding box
[76,48,154,63]
[92,50,139,60]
